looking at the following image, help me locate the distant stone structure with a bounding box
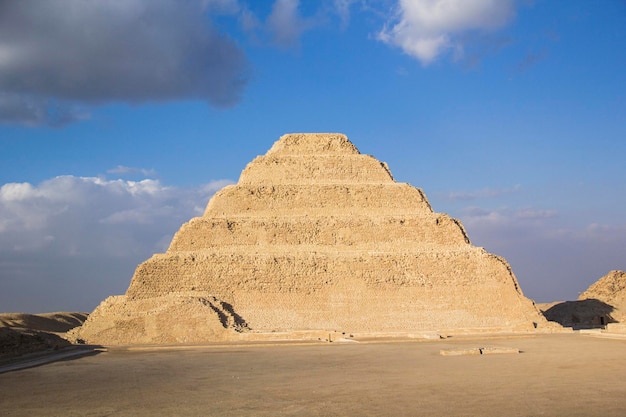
[579,270,626,311]
[73,133,549,344]
[541,270,626,330]
[580,270,626,332]
[541,299,616,329]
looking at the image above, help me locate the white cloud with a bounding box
[515,208,558,220]
[454,205,626,303]
[107,165,157,178]
[460,206,558,226]
[333,0,357,26]
[199,179,235,196]
[0,175,234,312]
[239,6,262,33]
[0,182,36,202]
[267,0,316,47]
[442,184,521,201]
[378,0,517,65]
[0,175,232,254]
[203,0,241,14]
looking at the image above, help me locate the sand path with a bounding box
[1,333,625,416]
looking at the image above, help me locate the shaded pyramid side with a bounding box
[75,133,550,344]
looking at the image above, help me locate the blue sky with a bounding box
[1,0,625,313]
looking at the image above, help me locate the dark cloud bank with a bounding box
[0,0,248,126]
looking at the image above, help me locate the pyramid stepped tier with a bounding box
[265,133,361,155]
[168,214,469,250]
[238,154,395,184]
[74,133,552,344]
[124,248,535,333]
[204,183,432,216]
[127,248,513,299]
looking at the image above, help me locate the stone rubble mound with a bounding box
[579,270,626,331]
[579,270,626,308]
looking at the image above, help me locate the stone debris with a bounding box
[439,347,520,356]
[479,346,520,355]
[73,133,550,345]
[439,348,482,356]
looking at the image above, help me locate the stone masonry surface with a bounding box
[72,133,551,344]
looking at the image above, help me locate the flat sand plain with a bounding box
[1,333,625,416]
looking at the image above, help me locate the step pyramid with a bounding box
[74,133,549,344]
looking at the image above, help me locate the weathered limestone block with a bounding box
[440,348,482,356]
[204,183,432,217]
[479,347,520,355]
[239,155,395,184]
[439,347,519,356]
[127,248,520,299]
[605,323,626,334]
[75,133,549,344]
[168,214,469,251]
[265,133,360,155]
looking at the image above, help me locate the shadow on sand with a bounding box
[0,345,105,374]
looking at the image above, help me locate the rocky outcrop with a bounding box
[67,295,246,344]
[579,270,626,323]
[0,312,87,359]
[579,270,626,306]
[74,133,549,344]
[540,270,626,329]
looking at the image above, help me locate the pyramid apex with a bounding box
[267,133,360,155]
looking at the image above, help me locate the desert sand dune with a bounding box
[0,312,88,360]
[0,312,88,333]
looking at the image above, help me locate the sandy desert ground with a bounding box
[1,333,626,417]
